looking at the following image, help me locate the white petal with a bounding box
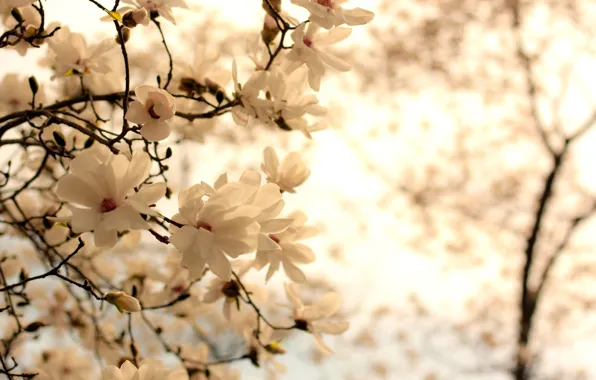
[313,292,341,319]
[314,320,349,335]
[134,84,154,104]
[208,249,232,281]
[141,120,171,141]
[94,226,118,248]
[343,8,375,26]
[314,27,352,46]
[282,260,306,283]
[122,152,152,194]
[70,208,102,233]
[259,218,293,234]
[125,100,151,125]
[56,175,102,207]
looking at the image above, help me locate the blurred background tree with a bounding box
[338,0,596,379]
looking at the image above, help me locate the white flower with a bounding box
[231,60,271,126]
[55,147,166,248]
[255,210,317,283]
[241,324,287,378]
[202,260,267,320]
[212,172,296,276]
[103,291,141,313]
[122,0,188,24]
[2,5,41,56]
[125,85,176,141]
[101,360,189,380]
[284,283,349,354]
[290,0,374,29]
[45,26,117,77]
[33,347,97,380]
[266,68,327,125]
[180,344,240,380]
[286,23,352,91]
[176,44,230,100]
[0,73,44,114]
[169,180,261,281]
[261,146,311,193]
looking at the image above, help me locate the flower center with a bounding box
[148,105,161,119]
[172,284,185,293]
[303,37,313,48]
[195,221,212,231]
[100,198,118,213]
[221,280,240,299]
[268,234,280,244]
[317,0,333,8]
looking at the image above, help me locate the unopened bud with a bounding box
[104,291,141,313]
[11,8,23,23]
[28,76,38,95]
[115,27,131,44]
[122,8,148,28]
[261,14,280,45]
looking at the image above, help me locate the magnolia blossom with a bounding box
[101,360,189,380]
[177,44,230,100]
[122,0,188,24]
[286,22,352,91]
[231,60,271,126]
[241,324,287,378]
[202,261,267,320]
[0,73,45,114]
[266,68,327,131]
[125,85,176,141]
[55,148,166,248]
[169,180,261,281]
[45,26,117,77]
[210,172,297,279]
[291,0,375,29]
[285,283,349,354]
[255,210,317,283]
[262,146,311,193]
[3,5,42,56]
[33,347,97,380]
[180,344,240,380]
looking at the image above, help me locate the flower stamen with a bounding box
[196,221,212,231]
[148,105,160,119]
[100,198,117,213]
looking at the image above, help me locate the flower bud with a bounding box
[104,291,141,313]
[10,8,23,23]
[28,76,38,95]
[115,27,131,44]
[122,8,148,28]
[261,14,279,45]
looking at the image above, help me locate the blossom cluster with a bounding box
[0,0,373,378]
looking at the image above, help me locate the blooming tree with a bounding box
[0,0,373,378]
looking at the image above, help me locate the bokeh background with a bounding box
[3,0,596,379]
